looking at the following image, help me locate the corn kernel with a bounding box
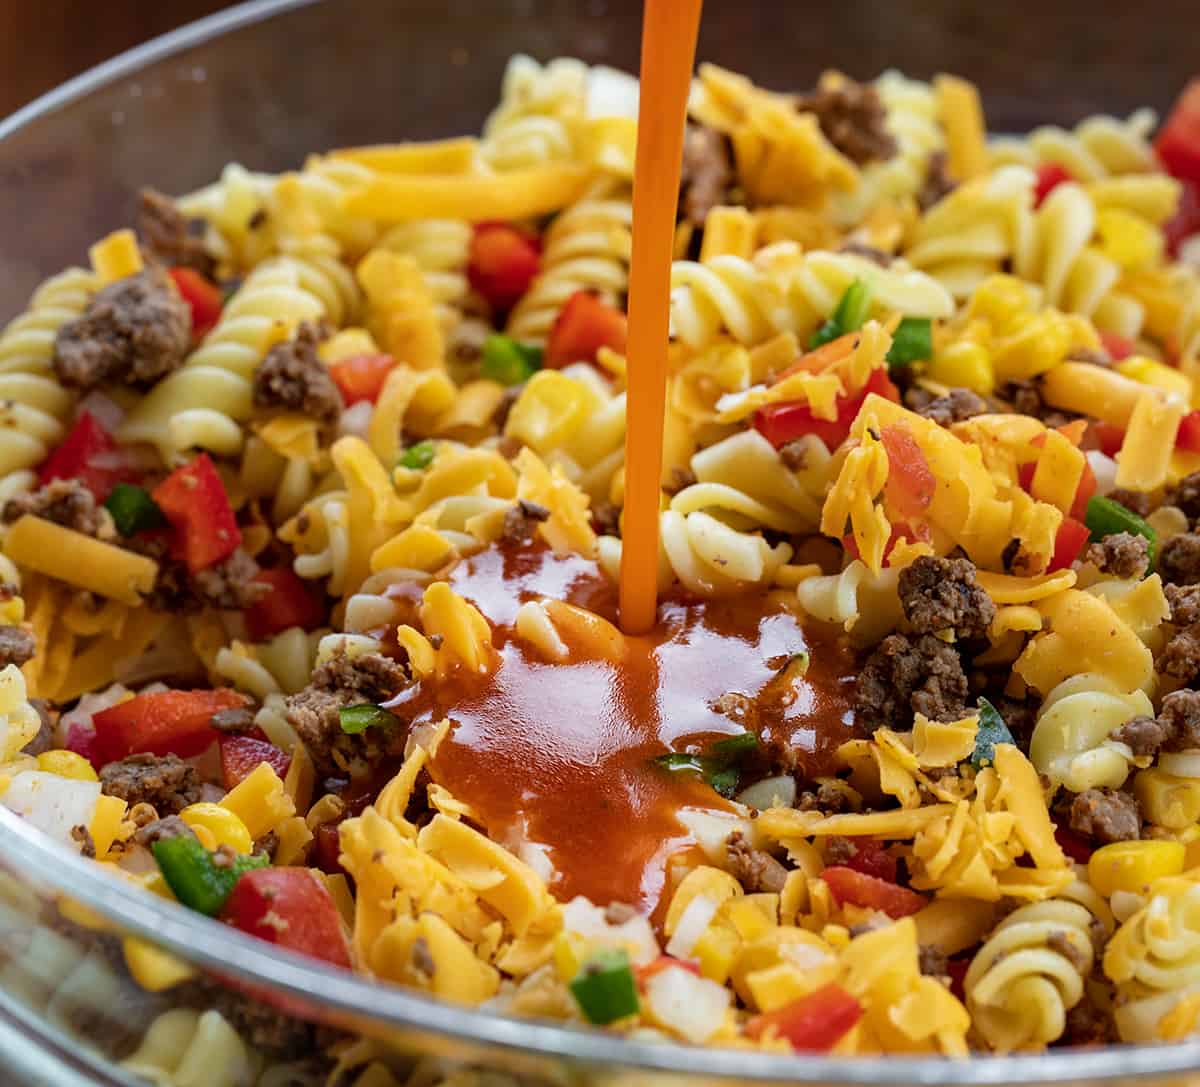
[928,341,995,395]
[36,749,99,782]
[1117,357,1192,399]
[180,802,254,854]
[1088,839,1186,896]
[993,312,1074,380]
[1096,208,1163,270]
[122,937,196,992]
[968,275,1034,328]
[88,229,143,284]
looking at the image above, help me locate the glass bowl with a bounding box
[3,1,1200,1084]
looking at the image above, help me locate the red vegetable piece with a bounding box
[313,823,345,875]
[1048,515,1090,573]
[1034,163,1073,207]
[946,958,970,1001]
[821,866,927,919]
[467,221,541,311]
[243,567,325,642]
[1098,331,1135,362]
[38,411,134,502]
[65,723,104,771]
[1070,457,1097,521]
[1165,180,1200,259]
[91,688,248,765]
[1054,824,1095,865]
[1178,411,1200,454]
[152,453,241,573]
[771,331,861,383]
[880,424,934,519]
[840,839,898,883]
[1093,422,1125,458]
[218,731,291,791]
[545,290,628,370]
[754,368,899,452]
[1155,79,1200,185]
[745,982,863,1052]
[222,868,352,969]
[169,267,223,340]
[328,353,395,406]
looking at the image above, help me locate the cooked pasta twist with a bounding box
[214,626,323,701]
[177,162,278,270]
[795,560,904,645]
[481,55,588,171]
[121,1008,259,1087]
[989,110,1159,181]
[377,219,472,334]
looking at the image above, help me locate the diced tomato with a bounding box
[772,331,861,383]
[152,453,241,573]
[545,290,628,369]
[243,567,325,642]
[1164,179,1200,259]
[880,424,935,519]
[1155,79,1200,185]
[745,983,863,1052]
[1054,824,1094,865]
[1034,163,1073,207]
[821,866,927,919]
[1178,411,1200,454]
[843,519,929,564]
[1070,457,1097,521]
[65,723,104,771]
[169,267,223,340]
[328,353,395,406]
[1016,431,1095,521]
[91,688,248,765]
[635,956,701,989]
[38,411,136,502]
[222,868,352,969]
[840,839,898,883]
[1048,515,1090,573]
[1093,422,1125,458]
[467,222,541,311]
[1098,331,1135,362]
[218,730,291,791]
[754,368,899,451]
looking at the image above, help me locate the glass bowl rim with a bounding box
[3,2,1200,1080]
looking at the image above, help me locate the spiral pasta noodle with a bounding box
[989,110,1159,181]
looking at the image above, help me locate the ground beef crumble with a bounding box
[1083,531,1150,580]
[795,75,897,166]
[1110,714,1170,759]
[1108,488,1156,518]
[136,187,216,277]
[252,322,343,425]
[917,944,949,978]
[795,781,853,813]
[3,478,115,539]
[855,633,968,731]
[1159,533,1200,587]
[1159,585,1200,681]
[21,699,55,756]
[913,387,988,427]
[917,150,956,211]
[1068,788,1140,844]
[54,266,190,390]
[0,624,36,668]
[143,548,268,612]
[501,499,550,543]
[1171,471,1200,521]
[898,555,995,638]
[837,240,892,267]
[100,753,204,814]
[679,124,735,227]
[725,830,788,893]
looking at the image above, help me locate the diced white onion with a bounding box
[644,965,731,1043]
[676,808,754,864]
[1086,450,1119,496]
[665,894,718,959]
[737,775,797,810]
[561,896,659,965]
[337,400,374,440]
[56,684,134,747]
[1158,750,1200,778]
[2,772,100,846]
[76,391,125,432]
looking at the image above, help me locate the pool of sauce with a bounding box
[388,542,856,912]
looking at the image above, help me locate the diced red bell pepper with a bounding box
[468,222,541,312]
[635,956,701,989]
[169,267,223,340]
[243,567,325,642]
[880,424,935,519]
[38,411,135,502]
[222,868,352,969]
[328,353,395,406]
[1054,824,1094,865]
[839,839,898,883]
[1099,331,1136,362]
[545,290,628,369]
[1048,515,1090,573]
[1178,411,1200,454]
[1165,180,1200,259]
[1093,422,1125,458]
[1155,79,1200,185]
[754,368,900,452]
[218,730,292,791]
[745,982,863,1052]
[821,865,927,919]
[65,723,104,771]
[152,453,241,573]
[91,688,248,765]
[1034,163,1073,207]
[1070,457,1097,521]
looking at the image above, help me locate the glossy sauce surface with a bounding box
[394,543,856,911]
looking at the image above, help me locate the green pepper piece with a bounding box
[569,948,639,1024]
[151,835,268,916]
[709,732,759,759]
[971,697,1016,769]
[652,752,708,775]
[104,483,165,537]
[708,766,741,798]
[885,317,933,370]
[339,703,401,735]
[481,334,542,386]
[399,440,436,470]
[1084,495,1157,569]
[810,279,873,349]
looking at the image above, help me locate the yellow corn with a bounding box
[122,937,196,992]
[1096,208,1163,269]
[928,341,995,395]
[36,749,99,782]
[88,228,143,284]
[1117,357,1192,399]
[1087,839,1186,896]
[693,923,740,984]
[180,802,254,855]
[968,275,1034,327]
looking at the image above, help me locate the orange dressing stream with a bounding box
[619,0,705,634]
[391,543,856,913]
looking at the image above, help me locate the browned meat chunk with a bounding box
[3,478,114,539]
[795,76,897,166]
[144,549,268,613]
[252,322,343,424]
[1167,583,1200,626]
[1083,531,1151,580]
[137,188,216,277]
[837,240,892,267]
[917,944,949,978]
[1159,688,1200,752]
[913,387,988,427]
[917,150,956,211]
[855,633,968,731]
[1158,533,1200,586]
[286,649,409,777]
[0,624,35,668]
[133,813,198,849]
[1069,788,1140,844]
[898,555,995,638]
[1110,714,1170,758]
[501,499,550,543]
[1158,625,1200,680]
[53,267,190,390]
[725,830,788,893]
[211,705,258,733]
[679,124,735,226]
[100,753,203,814]
[21,700,55,756]
[1107,488,1156,518]
[795,781,853,813]
[1063,1000,1114,1046]
[1171,471,1200,521]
